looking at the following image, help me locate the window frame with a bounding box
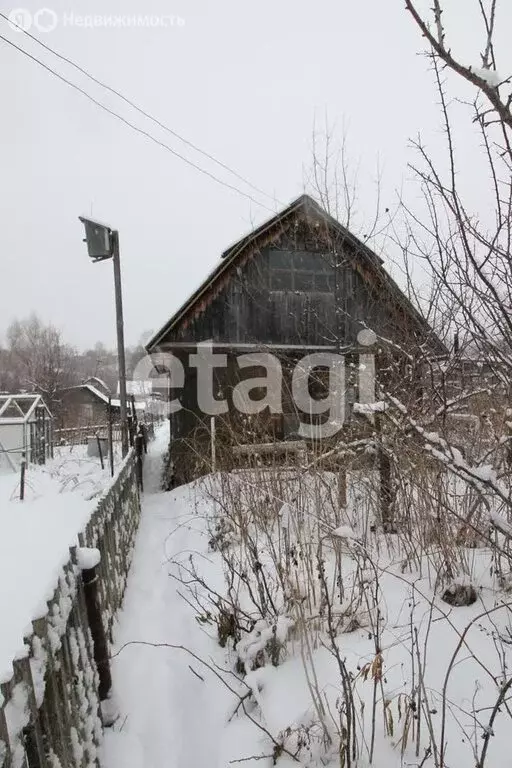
[268,250,334,294]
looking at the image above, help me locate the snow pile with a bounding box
[0,446,121,684]
[0,497,90,683]
[236,617,294,670]
[77,547,101,571]
[0,422,166,768]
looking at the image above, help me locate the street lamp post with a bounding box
[79,216,130,457]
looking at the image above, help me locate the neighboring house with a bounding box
[116,379,164,419]
[55,383,146,430]
[54,384,114,429]
[430,354,509,401]
[0,394,53,471]
[146,194,446,481]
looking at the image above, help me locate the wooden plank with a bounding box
[0,704,12,768]
[31,617,70,768]
[233,440,306,456]
[17,655,47,768]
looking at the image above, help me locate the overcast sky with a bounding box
[1,0,511,350]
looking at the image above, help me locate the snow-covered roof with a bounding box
[63,383,110,404]
[0,394,52,423]
[82,376,110,394]
[63,385,146,411]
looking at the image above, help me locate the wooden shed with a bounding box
[146,194,447,483]
[55,384,112,429]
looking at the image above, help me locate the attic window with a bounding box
[269,250,334,293]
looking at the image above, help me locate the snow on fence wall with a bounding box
[0,447,143,768]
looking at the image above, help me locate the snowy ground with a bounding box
[102,428,238,768]
[102,442,512,768]
[0,444,123,684]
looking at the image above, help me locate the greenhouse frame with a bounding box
[0,394,53,471]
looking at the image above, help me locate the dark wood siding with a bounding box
[168,234,413,349]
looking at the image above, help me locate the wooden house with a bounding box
[55,382,147,432]
[54,383,114,429]
[146,195,446,483]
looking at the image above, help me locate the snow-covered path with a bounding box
[101,426,231,768]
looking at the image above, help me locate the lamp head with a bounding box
[79,216,114,261]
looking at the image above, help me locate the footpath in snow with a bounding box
[102,427,235,768]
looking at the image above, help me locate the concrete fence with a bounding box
[0,446,145,768]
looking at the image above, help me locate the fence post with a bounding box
[80,554,112,702]
[19,452,26,501]
[139,423,148,455]
[131,395,137,430]
[95,433,104,471]
[108,398,114,477]
[135,433,144,493]
[127,415,134,448]
[16,655,47,768]
[210,416,216,473]
[375,413,393,531]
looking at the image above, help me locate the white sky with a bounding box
[1,0,511,349]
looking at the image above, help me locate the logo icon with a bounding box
[7,8,32,31]
[34,8,58,32]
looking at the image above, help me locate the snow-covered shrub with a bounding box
[236,617,294,671]
[441,580,478,606]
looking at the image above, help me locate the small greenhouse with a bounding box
[0,394,53,472]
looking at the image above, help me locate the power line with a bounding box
[0,11,280,208]
[0,31,277,213]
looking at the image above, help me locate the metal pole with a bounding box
[210,416,216,472]
[107,396,114,476]
[111,230,129,457]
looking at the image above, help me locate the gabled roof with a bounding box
[82,376,110,394]
[146,194,446,353]
[60,383,110,404]
[220,194,383,266]
[59,384,146,412]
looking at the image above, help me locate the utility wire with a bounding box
[0,12,280,208]
[0,31,277,213]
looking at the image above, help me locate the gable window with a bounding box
[268,250,334,293]
[82,403,94,421]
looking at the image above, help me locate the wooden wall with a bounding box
[167,228,419,350]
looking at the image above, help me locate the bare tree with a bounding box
[6,314,78,409]
[383,1,512,528]
[398,4,512,346]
